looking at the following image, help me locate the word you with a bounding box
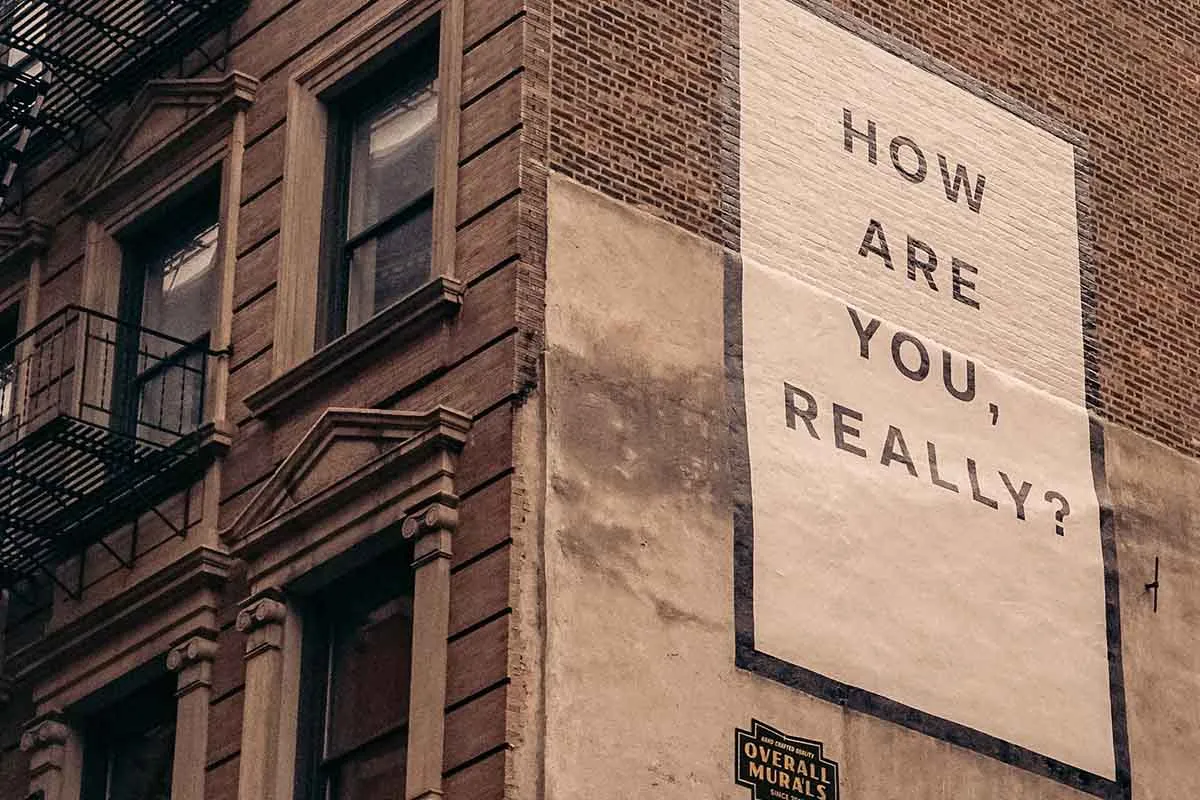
[847,307,977,403]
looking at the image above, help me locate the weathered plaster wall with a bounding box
[539,174,1200,799]
[1106,426,1200,799]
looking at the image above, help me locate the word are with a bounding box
[843,109,988,214]
[858,219,981,310]
[847,307,976,403]
[782,382,1070,535]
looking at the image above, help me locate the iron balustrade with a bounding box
[0,304,220,592]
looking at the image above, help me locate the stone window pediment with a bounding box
[70,72,258,219]
[223,405,472,589]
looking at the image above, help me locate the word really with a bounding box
[782,382,1070,535]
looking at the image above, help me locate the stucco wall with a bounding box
[540,174,1200,799]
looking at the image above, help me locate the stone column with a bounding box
[167,635,219,800]
[402,501,457,800]
[20,713,80,800]
[235,590,288,800]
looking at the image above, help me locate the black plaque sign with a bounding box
[735,720,839,800]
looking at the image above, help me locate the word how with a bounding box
[843,109,988,214]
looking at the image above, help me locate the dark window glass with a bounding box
[117,186,219,442]
[297,546,414,800]
[0,303,20,422]
[81,675,176,800]
[321,34,439,343]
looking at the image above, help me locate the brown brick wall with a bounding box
[545,0,1200,459]
[548,0,726,241]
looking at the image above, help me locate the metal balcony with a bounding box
[0,305,219,593]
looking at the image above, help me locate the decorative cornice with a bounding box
[8,547,235,683]
[0,218,50,271]
[70,71,259,213]
[223,405,473,554]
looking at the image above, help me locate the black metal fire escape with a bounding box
[0,1,246,597]
[0,307,220,597]
[0,0,248,209]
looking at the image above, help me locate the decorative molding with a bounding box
[403,501,458,568]
[246,276,465,419]
[19,715,69,754]
[168,635,219,697]
[8,547,234,701]
[223,406,472,566]
[235,594,288,636]
[167,635,219,671]
[0,218,50,272]
[70,71,259,214]
[237,590,288,661]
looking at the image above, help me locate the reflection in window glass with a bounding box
[326,34,439,340]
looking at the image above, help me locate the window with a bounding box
[80,674,177,800]
[0,302,19,422]
[295,545,414,800]
[318,30,439,344]
[115,183,219,442]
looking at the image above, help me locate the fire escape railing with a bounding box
[0,305,220,594]
[0,0,248,206]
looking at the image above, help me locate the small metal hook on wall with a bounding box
[1145,556,1160,614]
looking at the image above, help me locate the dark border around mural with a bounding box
[723,1,1130,797]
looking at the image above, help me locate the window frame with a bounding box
[317,32,441,346]
[224,406,472,800]
[112,177,222,441]
[292,543,416,800]
[271,0,463,376]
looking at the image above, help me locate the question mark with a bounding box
[1044,491,1070,536]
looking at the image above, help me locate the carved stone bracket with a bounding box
[167,635,219,696]
[403,499,458,569]
[19,716,69,753]
[20,713,72,781]
[236,591,287,660]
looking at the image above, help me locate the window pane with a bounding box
[140,221,219,348]
[104,720,175,800]
[128,213,218,442]
[345,203,434,328]
[0,304,19,422]
[82,675,177,800]
[345,75,438,240]
[330,730,407,800]
[326,593,414,758]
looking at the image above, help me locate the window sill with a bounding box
[244,275,465,419]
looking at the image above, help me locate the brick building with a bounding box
[0,0,1193,798]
